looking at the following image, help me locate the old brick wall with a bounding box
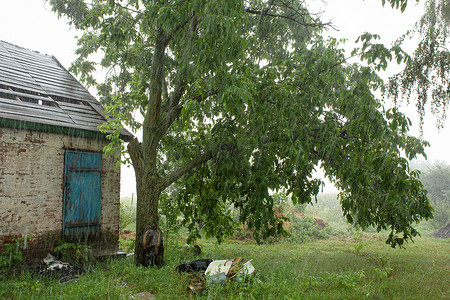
[0,127,120,251]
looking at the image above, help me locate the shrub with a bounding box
[0,236,28,272]
[120,202,135,232]
[286,214,329,244]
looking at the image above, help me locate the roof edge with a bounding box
[0,117,133,142]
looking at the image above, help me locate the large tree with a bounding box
[49,0,433,266]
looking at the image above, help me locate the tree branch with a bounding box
[245,8,328,28]
[127,138,143,172]
[159,85,220,141]
[190,88,220,103]
[160,150,214,190]
[145,27,166,129]
[157,76,186,140]
[159,143,237,190]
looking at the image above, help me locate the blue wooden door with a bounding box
[63,150,102,240]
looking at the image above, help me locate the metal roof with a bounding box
[0,40,133,141]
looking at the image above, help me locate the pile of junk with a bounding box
[177,257,257,292]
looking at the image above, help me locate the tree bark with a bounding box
[134,168,163,267]
[129,26,167,267]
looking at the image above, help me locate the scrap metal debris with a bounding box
[205,257,255,285]
[176,259,213,273]
[33,253,86,284]
[177,257,256,291]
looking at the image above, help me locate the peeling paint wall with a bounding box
[0,127,120,250]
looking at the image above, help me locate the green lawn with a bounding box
[1,236,448,299]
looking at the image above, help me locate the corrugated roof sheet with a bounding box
[0,40,133,140]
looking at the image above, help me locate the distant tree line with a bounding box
[412,161,449,229]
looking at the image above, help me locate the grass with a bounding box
[1,235,448,299]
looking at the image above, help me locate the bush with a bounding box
[119,237,135,253]
[120,202,135,232]
[286,214,329,244]
[0,237,26,272]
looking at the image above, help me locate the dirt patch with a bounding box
[281,208,328,230]
[120,230,136,240]
[432,223,450,239]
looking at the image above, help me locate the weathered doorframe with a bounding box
[63,150,102,241]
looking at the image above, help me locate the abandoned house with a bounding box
[0,40,133,253]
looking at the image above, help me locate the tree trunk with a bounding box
[134,167,164,267]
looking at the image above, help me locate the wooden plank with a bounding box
[2,45,55,65]
[0,56,58,74]
[0,81,47,95]
[43,87,95,103]
[34,76,91,94]
[3,54,88,93]
[0,112,80,129]
[0,42,112,134]
[5,61,79,87]
[0,88,55,103]
[0,97,66,114]
[0,64,50,81]
[70,113,106,124]
[57,101,95,109]
[0,74,38,88]
[0,72,92,102]
[14,64,82,87]
[0,100,72,121]
[0,55,34,67]
[1,45,97,104]
[0,78,43,93]
[0,105,74,124]
[0,77,44,92]
[0,56,25,68]
[27,67,81,84]
[13,58,67,75]
[0,65,37,80]
[0,65,93,101]
[88,103,110,121]
[0,71,40,86]
[58,104,102,116]
[71,119,105,128]
[18,60,74,77]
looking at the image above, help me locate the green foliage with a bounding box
[54,242,91,264]
[14,279,43,293]
[49,0,434,249]
[0,237,26,271]
[159,188,183,238]
[273,190,306,213]
[352,229,366,253]
[381,0,419,12]
[119,202,135,232]
[119,237,135,253]
[372,266,394,279]
[286,214,329,244]
[387,0,450,129]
